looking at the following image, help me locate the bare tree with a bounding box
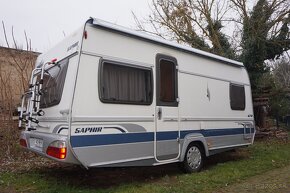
[0,65,13,121]
[133,0,236,59]
[0,21,38,121]
[272,56,290,89]
[134,0,289,61]
[1,21,36,93]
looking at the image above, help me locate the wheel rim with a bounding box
[186,146,202,170]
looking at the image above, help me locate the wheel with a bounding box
[181,143,204,173]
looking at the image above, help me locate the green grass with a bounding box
[1,140,290,193]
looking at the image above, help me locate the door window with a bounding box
[156,54,178,106]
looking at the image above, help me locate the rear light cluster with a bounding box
[46,140,67,159]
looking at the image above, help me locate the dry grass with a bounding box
[0,120,54,172]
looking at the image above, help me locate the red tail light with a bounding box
[46,141,67,159]
[20,138,27,147]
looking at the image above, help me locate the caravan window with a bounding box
[156,54,178,107]
[160,59,176,102]
[39,58,69,108]
[99,61,153,105]
[230,84,245,110]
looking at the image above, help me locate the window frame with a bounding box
[98,59,154,105]
[229,83,246,111]
[39,57,69,108]
[156,54,178,107]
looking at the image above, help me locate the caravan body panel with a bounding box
[20,18,255,168]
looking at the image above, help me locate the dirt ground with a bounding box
[217,165,290,193]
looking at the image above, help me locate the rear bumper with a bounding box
[20,131,79,164]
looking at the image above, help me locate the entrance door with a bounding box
[155,54,180,161]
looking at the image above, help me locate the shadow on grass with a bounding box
[36,163,181,189]
[205,147,250,169]
[33,148,250,190]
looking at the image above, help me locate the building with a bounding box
[0,46,39,116]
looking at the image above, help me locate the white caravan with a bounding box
[19,18,255,172]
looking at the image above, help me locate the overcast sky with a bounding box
[0,0,151,52]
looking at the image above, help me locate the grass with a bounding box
[0,139,290,193]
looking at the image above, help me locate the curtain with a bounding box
[102,62,151,104]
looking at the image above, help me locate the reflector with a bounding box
[20,138,27,147]
[84,31,88,39]
[51,58,57,64]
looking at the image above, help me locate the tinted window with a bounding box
[100,61,153,105]
[156,54,178,107]
[230,84,245,110]
[160,59,176,102]
[39,58,69,108]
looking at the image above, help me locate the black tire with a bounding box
[181,143,205,173]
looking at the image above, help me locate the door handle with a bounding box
[157,107,162,120]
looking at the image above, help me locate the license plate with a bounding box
[29,138,43,151]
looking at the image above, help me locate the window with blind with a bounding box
[99,61,153,105]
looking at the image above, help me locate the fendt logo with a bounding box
[75,127,102,134]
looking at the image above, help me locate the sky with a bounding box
[0,0,151,52]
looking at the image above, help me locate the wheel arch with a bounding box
[180,133,209,162]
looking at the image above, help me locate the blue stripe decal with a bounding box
[156,131,179,141]
[71,132,153,147]
[71,127,253,148]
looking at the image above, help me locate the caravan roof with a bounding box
[89,18,244,68]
